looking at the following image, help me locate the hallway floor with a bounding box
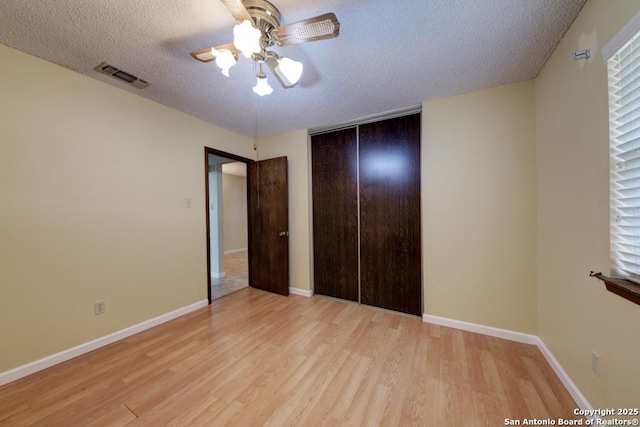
[211,251,248,300]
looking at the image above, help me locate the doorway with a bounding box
[204,148,290,303]
[205,148,251,302]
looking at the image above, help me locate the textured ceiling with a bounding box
[0,0,586,138]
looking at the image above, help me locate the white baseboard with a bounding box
[224,248,248,255]
[211,272,226,278]
[422,313,592,411]
[289,287,313,297]
[533,336,594,412]
[0,299,208,387]
[422,314,539,344]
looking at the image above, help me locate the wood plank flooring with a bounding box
[0,288,582,426]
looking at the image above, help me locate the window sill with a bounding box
[590,272,640,306]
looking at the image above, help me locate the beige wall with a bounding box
[422,81,538,334]
[0,45,252,372]
[222,173,248,252]
[535,0,640,409]
[258,130,312,292]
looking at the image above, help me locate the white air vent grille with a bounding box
[94,62,150,89]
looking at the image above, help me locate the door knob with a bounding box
[279,231,289,237]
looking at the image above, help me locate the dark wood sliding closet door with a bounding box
[359,114,421,315]
[311,128,359,302]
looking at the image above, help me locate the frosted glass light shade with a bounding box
[211,48,236,77]
[253,74,273,96]
[276,57,303,86]
[233,20,262,58]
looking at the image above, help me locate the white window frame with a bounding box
[604,11,640,282]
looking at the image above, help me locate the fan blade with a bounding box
[220,0,252,23]
[190,43,238,62]
[273,13,340,45]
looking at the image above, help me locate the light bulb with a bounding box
[253,72,273,96]
[276,57,303,86]
[211,48,236,77]
[233,20,262,58]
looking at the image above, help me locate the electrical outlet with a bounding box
[592,351,600,377]
[94,300,106,316]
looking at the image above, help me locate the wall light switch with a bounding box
[185,198,192,208]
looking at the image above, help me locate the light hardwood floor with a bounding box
[0,288,582,426]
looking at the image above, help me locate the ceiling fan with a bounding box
[190,0,340,95]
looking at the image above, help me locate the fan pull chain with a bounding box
[253,63,260,209]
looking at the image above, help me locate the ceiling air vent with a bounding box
[94,62,150,89]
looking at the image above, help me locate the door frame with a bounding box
[204,147,253,304]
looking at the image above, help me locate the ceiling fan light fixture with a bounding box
[275,57,303,86]
[211,48,236,76]
[233,20,262,58]
[253,71,273,96]
[191,1,341,92]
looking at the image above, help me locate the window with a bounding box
[596,12,640,305]
[607,14,640,283]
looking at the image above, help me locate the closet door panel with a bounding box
[359,114,421,315]
[311,128,359,301]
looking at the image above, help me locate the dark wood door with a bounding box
[311,128,359,301]
[248,156,289,296]
[359,114,422,315]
